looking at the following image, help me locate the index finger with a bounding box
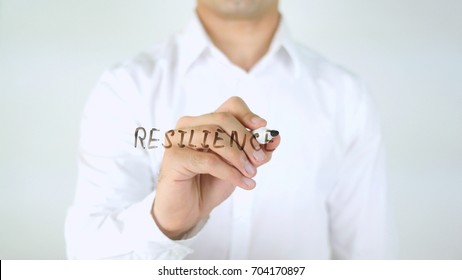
[215,96,267,130]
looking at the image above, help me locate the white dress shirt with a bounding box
[65,14,393,259]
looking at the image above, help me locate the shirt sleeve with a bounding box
[327,79,396,259]
[64,67,206,259]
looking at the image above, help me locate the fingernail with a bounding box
[253,149,266,162]
[251,115,265,125]
[243,177,256,188]
[244,161,256,176]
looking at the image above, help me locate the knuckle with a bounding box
[244,111,255,120]
[228,96,244,106]
[233,152,247,167]
[228,169,242,182]
[176,116,191,128]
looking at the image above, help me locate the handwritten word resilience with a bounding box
[134,127,267,151]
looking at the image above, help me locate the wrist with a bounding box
[151,204,198,240]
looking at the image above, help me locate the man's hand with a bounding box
[152,96,281,239]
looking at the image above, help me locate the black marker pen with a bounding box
[252,127,279,144]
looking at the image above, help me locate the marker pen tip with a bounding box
[269,130,279,137]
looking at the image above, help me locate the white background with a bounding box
[0,0,461,259]
[2,260,462,280]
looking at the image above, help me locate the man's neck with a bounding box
[196,4,280,72]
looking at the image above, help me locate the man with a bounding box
[65,0,393,259]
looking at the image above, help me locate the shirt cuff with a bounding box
[120,191,208,259]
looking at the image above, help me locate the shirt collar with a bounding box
[177,12,300,78]
[176,13,211,76]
